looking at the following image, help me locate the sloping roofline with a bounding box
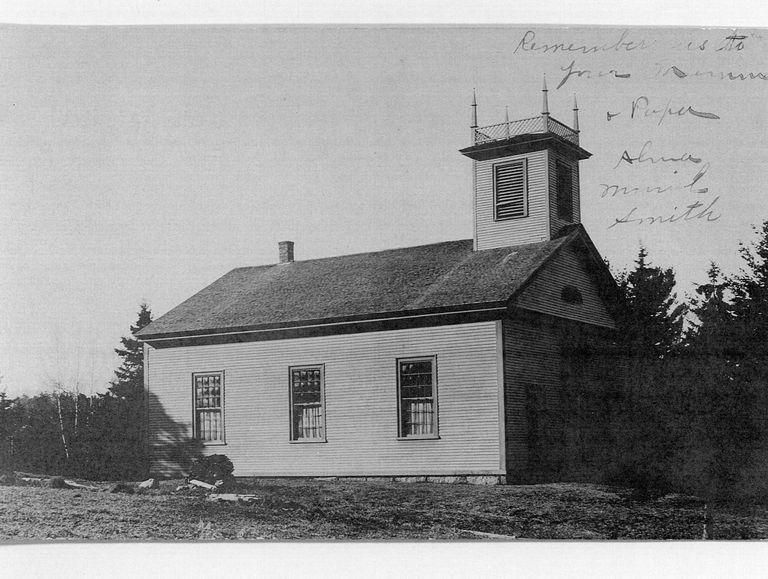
[513,223,621,318]
[138,225,616,342]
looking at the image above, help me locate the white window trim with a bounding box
[396,356,440,440]
[289,364,327,443]
[192,370,226,446]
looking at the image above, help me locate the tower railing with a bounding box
[546,117,580,145]
[473,115,579,146]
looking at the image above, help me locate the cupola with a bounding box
[460,79,591,250]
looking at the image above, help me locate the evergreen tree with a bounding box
[0,387,20,472]
[110,303,152,399]
[686,262,735,356]
[661,263,737,498]
[104,303,153,479]
[729,221,768,362]
[718,221,768,498]
[608,246,686,494]
[615,246,686,359]
[665,223,768,500]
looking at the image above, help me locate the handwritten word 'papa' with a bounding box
[607,96,720,125]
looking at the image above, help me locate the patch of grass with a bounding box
[1,479,767,541]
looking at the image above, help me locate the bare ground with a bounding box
[1,478,766,541]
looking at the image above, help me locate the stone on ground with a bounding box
[137,478,159,490]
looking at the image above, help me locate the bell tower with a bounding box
[459,79,591,251]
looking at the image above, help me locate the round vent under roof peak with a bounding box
[561,285,583,305]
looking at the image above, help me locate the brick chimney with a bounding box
[278,241,295,264]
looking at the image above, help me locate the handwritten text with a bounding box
[601,162,712,198]
[608,197,722,228]
[653,62,767,81]
[514,30,651,55]
[556,60,630,89]
[613,141,702,169]
[606,96,720,125]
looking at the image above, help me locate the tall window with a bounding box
[494,159,528,220]
[290,365,325,441]
[397,357,438,438]
[193,372,224,443]
[556,161,574,221]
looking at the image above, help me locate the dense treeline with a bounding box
[0,304,152,480]
[610,221,768,501]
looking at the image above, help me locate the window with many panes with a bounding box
[397,357,438,438]
[193,372,224,443]
[289,365,325,442]
[556,161,574,221]
[494,159,528,220]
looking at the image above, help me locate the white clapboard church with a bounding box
[137,82,619,484]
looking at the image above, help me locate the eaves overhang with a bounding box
[137,301,511,345]
[459,133,592,162]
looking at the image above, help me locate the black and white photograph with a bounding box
[0,2,767,575]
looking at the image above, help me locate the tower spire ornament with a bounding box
[471,89,478,129]
[573,94,580,133]
[459,81,592,248]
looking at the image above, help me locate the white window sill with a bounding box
[397,435,440,441]
[289,439,327,444]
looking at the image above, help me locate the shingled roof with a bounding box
[137,227,588,340]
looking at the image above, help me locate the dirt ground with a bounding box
[1,478,767,541]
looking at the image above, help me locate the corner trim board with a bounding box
[495,320,507,474]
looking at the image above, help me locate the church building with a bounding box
[137,82,619,484]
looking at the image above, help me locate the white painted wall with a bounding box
[474,149,550,249]
[146,321,504,477]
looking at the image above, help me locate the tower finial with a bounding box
[542,74,549,116]
[505,106,510,138]
[471,89,478,129]
[572,93,580,133]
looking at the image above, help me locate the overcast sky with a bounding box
[0,24,766,396]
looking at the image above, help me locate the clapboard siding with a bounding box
[146,321,504,477]
[502,316,561,482]
[548,150,581,238]
[514,245,615,328]
[474,149,549,249]
[503,314,619,482]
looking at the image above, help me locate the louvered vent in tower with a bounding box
[493,159,528,220]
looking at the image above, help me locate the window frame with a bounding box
[288,364,327,443]
[192,371,226,446]
[396,356,440,440]
[493,158,529,221]
[556,160,574,221]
